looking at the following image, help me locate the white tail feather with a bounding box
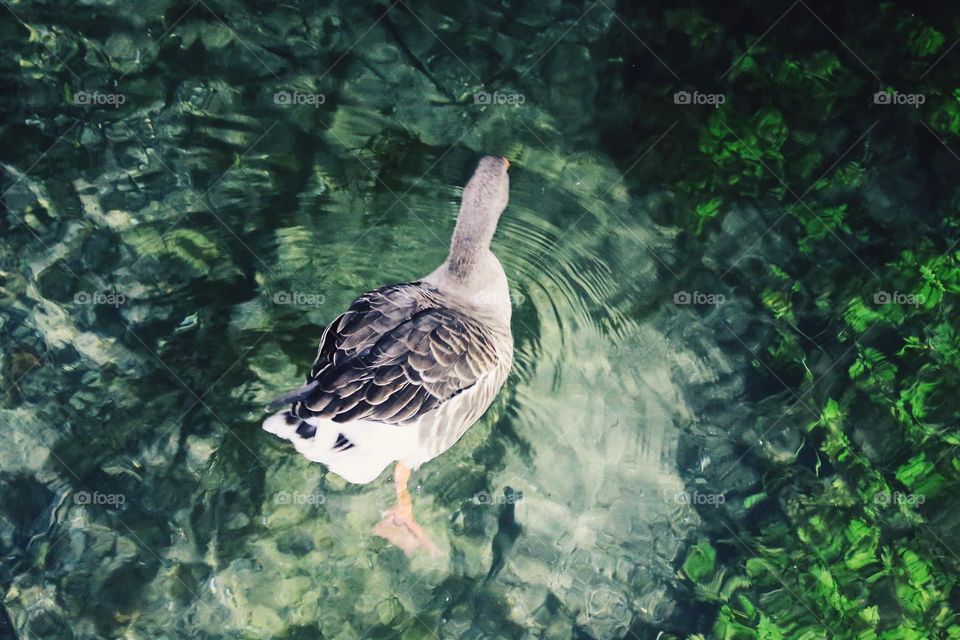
[262,411,418,484]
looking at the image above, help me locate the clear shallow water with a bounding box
[3,1,956,638]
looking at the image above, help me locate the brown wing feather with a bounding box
[292,283,501,426]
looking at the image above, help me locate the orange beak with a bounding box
[502,157,510,170]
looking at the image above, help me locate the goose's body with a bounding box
[262,279,513,483]
[263,156,513,553]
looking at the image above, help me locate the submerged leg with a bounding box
[373,462,439,556]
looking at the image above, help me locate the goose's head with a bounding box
[459,156,510,225]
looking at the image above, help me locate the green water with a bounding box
[2,1,960,638]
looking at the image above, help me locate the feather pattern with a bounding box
[289,282,505,426]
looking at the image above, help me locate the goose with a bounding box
[263,156,514,554]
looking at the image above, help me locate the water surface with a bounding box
[2,1,958,638]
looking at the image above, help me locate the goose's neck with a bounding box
[447,205,498,280]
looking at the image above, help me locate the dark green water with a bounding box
[2,1,959,639]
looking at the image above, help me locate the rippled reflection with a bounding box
[2,2,765,638]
